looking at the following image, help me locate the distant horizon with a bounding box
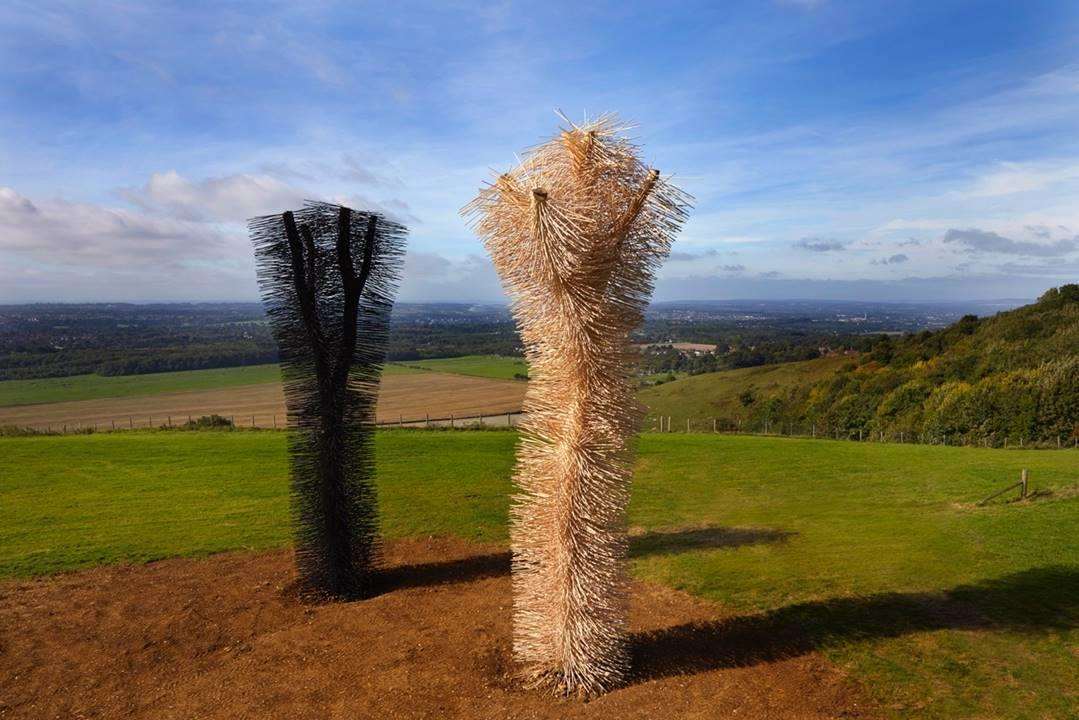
[0,295,1040,309]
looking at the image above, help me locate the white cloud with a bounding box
[397,251,505,302]
[119,171,309,223]
[956,161,1079,199]
[0,185,227,265]
[943,228,1077,256]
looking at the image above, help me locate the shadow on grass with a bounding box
[631,565,1079,683]
[376,525,792,593]
[627,526,794,559]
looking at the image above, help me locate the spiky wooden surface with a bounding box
[250,202,405,598]
[465,116,690,695]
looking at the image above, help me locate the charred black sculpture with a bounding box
[250,201,406,598]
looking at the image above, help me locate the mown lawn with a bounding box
[0,432,1075,719]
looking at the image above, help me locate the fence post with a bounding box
[1021,468,1028,498]
[507,412,511,427]
[713,418,717,433]
[450,414,454,428]
[273,414,277,429]
[686,418,690,433]
[858,429,862,442]
[400,414,404,428]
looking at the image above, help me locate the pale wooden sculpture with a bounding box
[464,115,690,695]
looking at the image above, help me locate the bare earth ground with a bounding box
[0,537,876,720]
[0,372,527,430]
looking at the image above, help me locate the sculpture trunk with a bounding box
[250,202,406,598]
[465,115,690,695]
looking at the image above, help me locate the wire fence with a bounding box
[645,415,1079,450]
[7,411,1076,449]
[6,410,525,435]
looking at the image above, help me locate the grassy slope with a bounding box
[0,363,421,408]
[396,354,528,380]
[639,355,848,427]
[1,432,1076,718]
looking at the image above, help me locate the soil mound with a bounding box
[1,538,876,719]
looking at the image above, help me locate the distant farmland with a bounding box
[0,357,529,429]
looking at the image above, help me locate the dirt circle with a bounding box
[0,538,876,719]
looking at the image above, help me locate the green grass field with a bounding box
[1,432,1076,718]
[0,356,525,408]
[0,364,285,407]
[639,355,849,426]
[396,354,528,380]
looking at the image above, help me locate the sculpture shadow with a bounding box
[375,525,792,594]
[631,565,1078,683]
[627,526,794,559]
[377,550,511,593]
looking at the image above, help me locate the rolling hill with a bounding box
[641,284,1078,444]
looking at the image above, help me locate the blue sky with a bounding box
[2,0,1077,303]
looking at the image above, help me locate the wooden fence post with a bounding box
[1021,468,1028,498]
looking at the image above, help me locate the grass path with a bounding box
[1,432,1076,718]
